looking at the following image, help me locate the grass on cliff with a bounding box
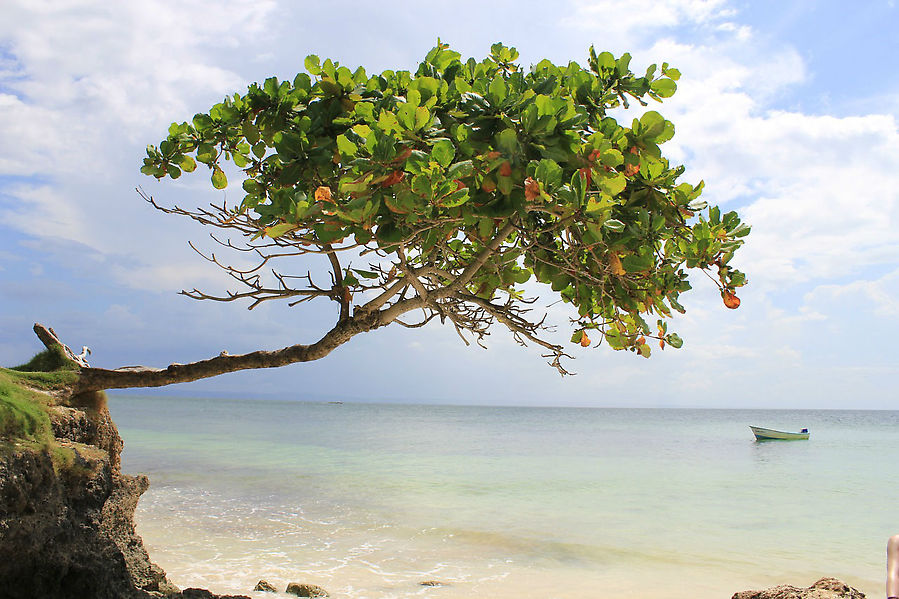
[1,348,82,469]
[5,345,80,392]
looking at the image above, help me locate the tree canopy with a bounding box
[123,41,749,388]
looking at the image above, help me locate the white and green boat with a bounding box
[750,426,810,441]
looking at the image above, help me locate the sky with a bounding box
[1,0,897,409]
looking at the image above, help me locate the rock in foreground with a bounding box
[286,582,330,597]
[732,577,865,599]
[253,580,278,592]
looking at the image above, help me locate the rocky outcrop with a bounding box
[732,577,865,599]
[0,387,245,599]
[0,403,174,599]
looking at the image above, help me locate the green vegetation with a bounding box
[1,350,82,471]
[141,41,748,371]
[0,370,54,444]
[5,348,79,393]
[11,344,77,374]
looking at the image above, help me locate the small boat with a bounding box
[750,426,809,440]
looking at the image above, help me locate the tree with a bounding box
[39,42,749,396]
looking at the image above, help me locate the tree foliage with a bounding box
[140,41,748,373]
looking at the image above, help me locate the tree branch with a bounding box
[439,219,518,296]
[35,294,426,394]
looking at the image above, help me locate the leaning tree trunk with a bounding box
[31,304,402,396]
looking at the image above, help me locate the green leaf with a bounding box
[431,139,456,168]
[336,134,358,156]
[664,67,681,81]
[211,167,227,189]
[651,78,677,98]
[621,252,654,273]
[639,111,666,139]
[732,223,751,237]
[414,106,431,130]
[488,75,507,104]
[654,121,675,144]
[376,221,405,244]
[252,142,266,159]
[535,159,562,190]
[570,171,587,204]
[405,150,430,174]
[353,268,380,279]
[496,175,513,195]
[178,155,197,173]
[596,51,615,70]
[600,149,623,167]
[599,172,627,195]
[603,219,625,232]
[496,129,519,155]
[441,188,470,207]
[396,103,416,130]
[446,160,474,180]
[196,143,217,164]
[265,223,295,238]
[304,55,322,75]
[192,113,214,131]
[665,333,683,348]
[241,122,260,145]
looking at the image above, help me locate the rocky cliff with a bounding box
[0,353,247,599]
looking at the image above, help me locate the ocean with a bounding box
[108,395,897,598]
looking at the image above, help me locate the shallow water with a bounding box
[110,396,897,598]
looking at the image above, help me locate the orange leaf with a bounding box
[315,186,333,203]
[380,170,405,187]
[485,151,502,160]
[624,163,640,177]
[659,338,665,350]
[498,161,512,177]
[588,149,602,162]
[455,179,467,190]
[722,291,741,309]
[580,331,591,347]
[481,178,497,193]
[394,147,413,163]
[524,177,541,202]
[608,253,625,276]
[578,167,592,186]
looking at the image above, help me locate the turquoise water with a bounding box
[109,396,898,598]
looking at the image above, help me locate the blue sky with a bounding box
[1,0,897,408]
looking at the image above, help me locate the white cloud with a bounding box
[637,34,899,292]
[804,268,899,318]
[1,0,898,407]
[1,184,92,245]
[565,0,734,33]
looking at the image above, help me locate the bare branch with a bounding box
[323,243,350,321]
[439,219,518,296]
